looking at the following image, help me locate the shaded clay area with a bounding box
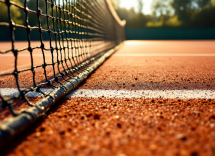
[0,97,42,122]
[5,98,215,156]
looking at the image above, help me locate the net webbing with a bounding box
[0,0,125,116]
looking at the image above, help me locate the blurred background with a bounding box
[111,0,215,40]
[0,0,215,40]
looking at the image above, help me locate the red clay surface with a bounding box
[115,40,215,54]
[78,41,215,90]
[1,40,215,156]
[1,41,215,90]
[79,56,215,90]
[6,98,215,156]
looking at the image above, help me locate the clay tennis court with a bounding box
[1,40,215,156]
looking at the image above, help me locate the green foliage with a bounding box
[0,0,60,29]
[115,7,148,28]
[114,0,215,28]
[27,0,54,28]
[146,15,181,27]
[171,0,215,27]
[192,6,215,27]
[165,15,181,27]
[151,0,173,17]
[212,0,215,6]
[171,0,211,27]
[0,0,23,24]
[1,0,215,29]
[146,19,164,27]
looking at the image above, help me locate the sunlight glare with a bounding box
[120,0,152,14]
[125,41,142,45]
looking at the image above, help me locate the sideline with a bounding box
[1,88,215,99]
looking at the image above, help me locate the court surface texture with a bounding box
[1,40,215,156]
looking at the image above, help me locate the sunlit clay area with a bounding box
[0,0,215,156]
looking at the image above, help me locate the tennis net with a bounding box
[0,0,125,145]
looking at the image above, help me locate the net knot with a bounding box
[13,70,19,76]
[51,3,54,8]
[13,49,18,57]
[36,87,41,92]
[47,80,52,86]
[41,43,44,49]
[25,7,29,12]
[38,26,42,33]
[1,100,8,109]
[26,26,31,33]
[28,47,33,53]
[42,63,47,68]
[9,21,15,30]
[20,91,26,99]
[51,47,54,52]
[37,9,42,15]
[5,0,11,6]
[55,77,59,82]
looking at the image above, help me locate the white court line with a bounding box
[0,88,215,99]
[114,54,215,57]
[0,88,53,97]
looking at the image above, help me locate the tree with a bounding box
[137,0,143,14]
[0,0,23,24]
[171,0,211,27]
[192,5,215,27]
[115,7,148,28]
[151,0,173,17]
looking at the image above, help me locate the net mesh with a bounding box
[0,0,125,116]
